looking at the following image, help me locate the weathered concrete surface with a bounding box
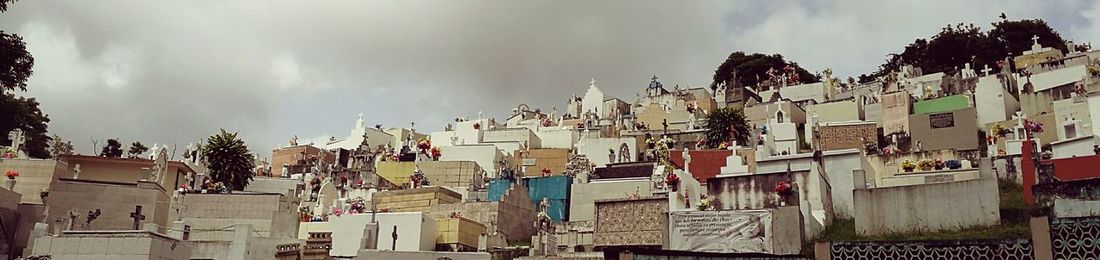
[181,193,300,241]
[853,159,999,235]
[569,178,653,222]
[31,230,192,259]
[428,183,534,242]
[356,249,490,259]
[0,159,63,204]
[1053,198,1100,218]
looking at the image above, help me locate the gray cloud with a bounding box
[0,0,1095,158]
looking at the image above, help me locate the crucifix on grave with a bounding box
[981,65,993,77]
[72,164,81,179]
[7,129,26,158]
[130,205,146,230]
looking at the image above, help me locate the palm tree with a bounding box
[703,107,751,149]
[202,129,256,191]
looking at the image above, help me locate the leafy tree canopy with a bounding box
[0,92,49,158]
[711,52,820,91]
[864,19,1067,82]
[48,134,73,159]
[128,142,149,158]
[101,139,123,158]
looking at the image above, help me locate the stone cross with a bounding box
[130,205,146,230]
[981,65,992,76]
[7,129,25,156]
[73,164,81,179]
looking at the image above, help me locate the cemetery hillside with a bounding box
[1,1,1100,259]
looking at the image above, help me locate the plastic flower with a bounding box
[332,208,343,217]
[900,159,916,170]
[5,170,18,179]
[430,147,442,159]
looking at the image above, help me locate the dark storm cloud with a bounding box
[0,1,1095,158]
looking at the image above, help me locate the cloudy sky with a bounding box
[1,0,1097,158]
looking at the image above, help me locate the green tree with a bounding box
[202,129,256,191]
[0,0,47,158]
[711,52,819,91]
[988,19,1067,55]
[100,139,123,158]
[127,141,148,158]
[1,0,34,93]
[0,93,50,158]
[868,19,1067,82]
[48,134,73,159]
[702,107,751,148]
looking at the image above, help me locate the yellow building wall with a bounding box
[376,161,417,186]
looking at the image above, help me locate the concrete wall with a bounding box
[31,231,191,259]
[576,137,637,167]
[1053,98,1093,140]
[533,129,577,150]
[297,221,330,240]
[181,193,299,241]
[0,158,62,204]
[569,178,653,222]
[271,145,336,177]
[47,179,170,234]
[1053,198,1100,218]
[439,145,505,176]
[428,183,535,242]
[418,160,483,190]
[909,107,979,151]
[805,100,863,123]
[484,128,542,149]
[853,159,999,235]
[1051,136,1098,159]
[864,103,883,127]
[329,212,436,256]
[244,177,299,197]
[882,91,912,135]
[356,250,490,260]
[513,149,570,177]
[819,149,862,219]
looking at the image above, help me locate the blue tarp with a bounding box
[522,175,571,221]
[522,175,571,201]
[545,199,568,222]
[487,179,513,201]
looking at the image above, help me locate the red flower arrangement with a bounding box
[473,122,481,130]
[331,208,343,217]
[5,170,18,180]
[430,147,442,160]
[541,118,553,127]
[541,167,551,176]
[774,181,793,196]
[665,173,680,192]
[416,139,432,150]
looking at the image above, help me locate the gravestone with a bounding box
[318,182,339,214]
